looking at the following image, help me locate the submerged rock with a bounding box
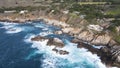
[52,48,59,53]
[59,50,69,55]
[52,48,69,55]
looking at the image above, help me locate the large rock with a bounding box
[52,48,69,55]
[91,34,111,45]
[100,45,120,66]
[54,30,63,34]
[111,46,120,64]
[47,38,64,48]
[62,27,74,33]
[78,31,94,42]
[67,27,83,37]
[31,36,48,41]
[59,50,69,55]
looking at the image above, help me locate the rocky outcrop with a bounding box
[91,34,111,45]
[52,48,69,55]
[71,30,111,45]
[31,36,65,48]
[62,27,74,34]
[54,30,63,34]
[59,50,69,55]
[111,46,120,66]
[100,45,120,67]
[31,36,48,41]
[78,30,94,42]
[47,38,64,48]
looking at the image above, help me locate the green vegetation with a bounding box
[69,4,104,22]
[79,2,109,5]
[107,20,120,43]
[0,6,48,13]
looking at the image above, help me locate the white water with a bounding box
[24,34,106,68]
[0,22,107,68]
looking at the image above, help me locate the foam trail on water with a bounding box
[6,27,22,34]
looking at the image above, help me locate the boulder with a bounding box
[52,48,69,55]
[59,50,69,55]
[47,38,64,48]
[53,38,63,43]
[71,38,80,43]
[111,46,120,64]
[78,31,94,42]
[69,28,82,35]
[31,36,48,41]
[100,45,120,66]
[54,30,63,34]
[52,48,58,53]
[91,34,111,45]
[62,27,74,34]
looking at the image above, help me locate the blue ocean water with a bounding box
[0,21,106,68]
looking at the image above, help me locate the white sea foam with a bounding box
[39,31,53,36]
[0,23,16,29]
[0,22,22,34]
[42,28,48,30]
[24,34,36,43]
[0,22,18,26]
[24,35,106,68]
[92,45,104,49]
[6,27,22,34]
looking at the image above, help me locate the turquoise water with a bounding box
[0,21,106,68]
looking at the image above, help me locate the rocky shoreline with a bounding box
[0,14,120,67]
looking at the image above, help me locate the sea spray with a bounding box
[24,34,106,68]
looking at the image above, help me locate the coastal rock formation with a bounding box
[59,50,69,55]
[31,36,65,48]
[111,46,120,66]
[54,30,63,34]
[100,45,120,66]
[47,38,64,48]
[78,31,94,42]
[91,34,111,45]
[31,36,48,41]
[62,27,74,34]
[52,48,69,55]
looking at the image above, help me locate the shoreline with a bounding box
[0,16,119,67]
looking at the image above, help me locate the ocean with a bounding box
[0,21,106,68]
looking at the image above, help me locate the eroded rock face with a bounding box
[91,34,111,45]
[111,46,120,64]
[62,27,74,34]
[100,45,120,66]
[78,31,94,42]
